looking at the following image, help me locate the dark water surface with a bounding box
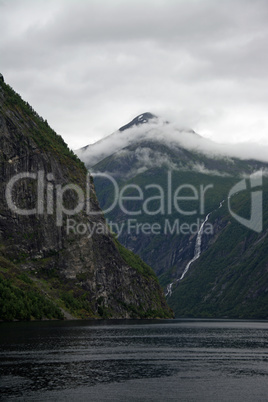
[0,319,267,401]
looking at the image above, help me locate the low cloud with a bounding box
[1,0,268,149]
[76,117,268,170]
[189,163,231,177]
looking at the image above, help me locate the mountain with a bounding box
[169,191,268,318]
[0,81,173,321]
[77,113,268,319]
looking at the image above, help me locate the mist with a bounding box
[76,117,268,169]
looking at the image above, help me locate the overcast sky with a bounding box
[1,0,268,150]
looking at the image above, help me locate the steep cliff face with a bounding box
[0,80,173,320]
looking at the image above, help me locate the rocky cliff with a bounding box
[0,80,173,320]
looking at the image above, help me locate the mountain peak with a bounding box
[119,112,157,132]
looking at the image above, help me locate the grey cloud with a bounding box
[1,0,268,150]
[76,119,268,168]
[36,0,267,46]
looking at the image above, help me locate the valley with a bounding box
[78,113,268,319]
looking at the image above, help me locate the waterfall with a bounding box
[165,214,210,297]
[179,213,210,281]
[165,200,225,298]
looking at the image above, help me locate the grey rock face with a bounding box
[0,81,172,319]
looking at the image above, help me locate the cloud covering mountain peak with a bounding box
[76,113,268,168]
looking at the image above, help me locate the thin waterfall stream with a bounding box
[166,200,225,297]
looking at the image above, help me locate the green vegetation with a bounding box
[0,254,172,321]
[113,235,157,280]
[113,237,174,318]
[0,80,86,173]
[0,257,63,321]
[94,164,239,279]
[116,298,172,319]
[0,251,171,321]
[169,178,268,319]
[0,80,173,321]
[92,138,268,319]
[0,256,97,321]
[60,291,96,318]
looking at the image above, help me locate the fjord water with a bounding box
[0,320,267,401]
